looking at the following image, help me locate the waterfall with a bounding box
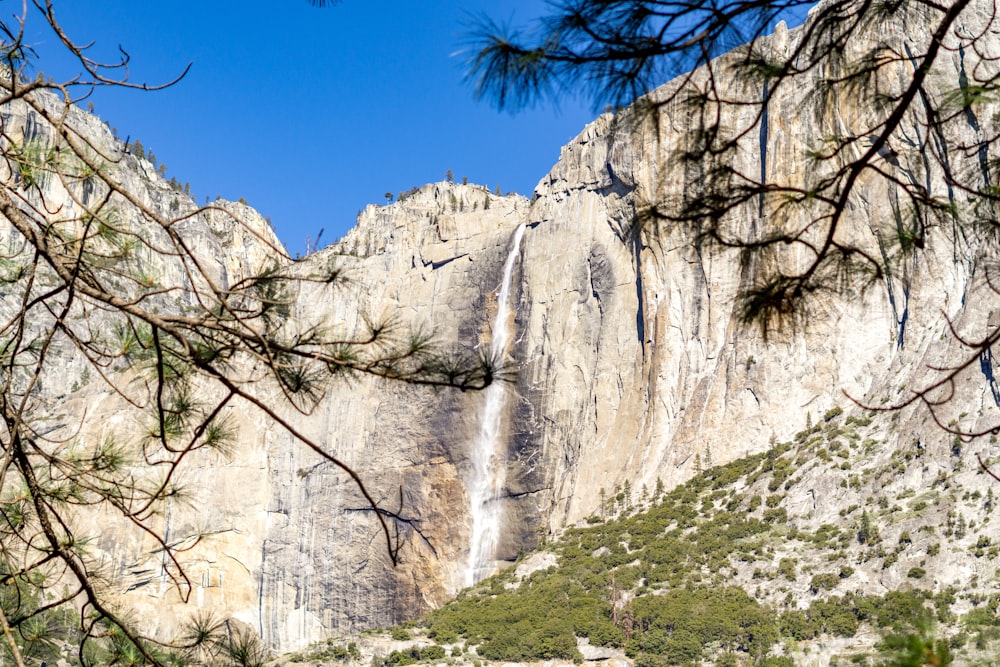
[465,224,525,588]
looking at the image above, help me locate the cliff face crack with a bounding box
[427,253,469,269]
[980,348,1000,406]
[758,79,769,220]
[906,41,963,262]
[886,188,911,348]
[959,43,992,189]
[589,260,603,316]
[506,487,551,499]
[634,237,646,352]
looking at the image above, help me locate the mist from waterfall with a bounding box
[465,224,526,588]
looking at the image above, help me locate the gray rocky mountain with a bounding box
[4,0,1000,657]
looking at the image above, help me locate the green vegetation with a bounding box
[409,409,986,665]
[288,641,361,663]
[627,587,777,664]
[374,645,447,667]
[0,576,76,665]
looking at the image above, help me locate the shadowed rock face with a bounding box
[10,0,1000,653]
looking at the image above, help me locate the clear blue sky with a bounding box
[28,2,595,256]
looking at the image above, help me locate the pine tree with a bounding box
[129,138,146,160]
[858,511,878,545]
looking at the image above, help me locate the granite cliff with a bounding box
[4,0,1000,657]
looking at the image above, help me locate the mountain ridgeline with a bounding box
[4,0,1000,662]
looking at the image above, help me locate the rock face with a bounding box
[8,0,1000,654]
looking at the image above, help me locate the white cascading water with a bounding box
[465,224,526,588]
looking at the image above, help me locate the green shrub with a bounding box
[875,627,951,665]
[763,508,788,524]
[964,606,1000,628]
[420,645,446,661]
[429,627,458,644]
[823,406,844,422]
[780,610,817,640]
[810,573,839,593]
[871,591,934,628]
[477,619,579,661]
[375,644,449,667]
[760,657,795,667]
[627,587,779,663]
[857,511,879,545]
[716,653,739,667]
[632,652,668,667]
[778,558,796,580]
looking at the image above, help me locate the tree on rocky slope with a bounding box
[0,3,492,666]
[468,0,1000,443]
